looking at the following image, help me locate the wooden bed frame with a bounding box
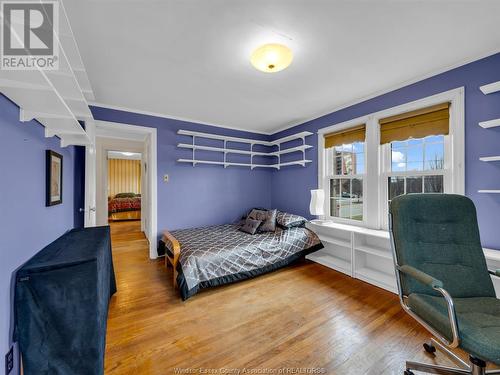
[161,230,180,287]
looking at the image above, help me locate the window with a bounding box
[387,135,446,205]
[380,103,451,226]
[318,88,464,230]
[324,126,365,222]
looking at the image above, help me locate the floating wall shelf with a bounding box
[177,130,313,170]
[479,119,500,129]
[480,156,500,162]
[478,81,500,194]
[480,81,500,95]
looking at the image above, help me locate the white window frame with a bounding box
[379,135,451,228]
[318,116,371,226]
[326,145,366,223]
[317,87,465,230]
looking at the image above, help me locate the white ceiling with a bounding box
[64,0,500,134]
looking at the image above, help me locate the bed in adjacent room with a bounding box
[108,192,141,221]
[160,209,323,300]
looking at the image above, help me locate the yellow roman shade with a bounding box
[379,103,450,144]
[324,125,366,149]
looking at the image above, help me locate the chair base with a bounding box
[405,338,500,375]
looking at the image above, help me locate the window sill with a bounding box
[308,220,389,239]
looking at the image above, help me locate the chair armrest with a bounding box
[398,265,444,289]
[396,264,459,347]
[489,269,500,277]
[161,230,181,267]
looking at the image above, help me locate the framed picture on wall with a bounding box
[46,150,63,206]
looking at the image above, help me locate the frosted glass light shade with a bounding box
[250,44,293,73]
[309,189,325,216]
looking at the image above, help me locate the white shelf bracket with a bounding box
[302,136,306,164]
[250,143,254,170]
[224,140,228,168]
[45,127,55,138]
[278,143,281,169]
[19,108,35,122]
[192,135,196,167]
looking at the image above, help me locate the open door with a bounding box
[84,119,97,227]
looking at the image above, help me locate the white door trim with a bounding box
[93,120,158,259]
[84,119,97,227]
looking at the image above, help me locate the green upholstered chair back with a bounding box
[389,194,495,298]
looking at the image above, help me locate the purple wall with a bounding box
[90,107,273,234]
[0,94,77,374]
[271,52,500,249]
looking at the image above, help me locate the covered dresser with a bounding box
[14,226,116,375]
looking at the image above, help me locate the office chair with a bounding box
[389,194,500,375]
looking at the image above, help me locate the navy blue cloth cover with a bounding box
[14,226,116,375]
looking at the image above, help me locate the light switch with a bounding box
[163,174,169,183]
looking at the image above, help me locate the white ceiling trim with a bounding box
[269,47,500,135]
[88,101,272,135]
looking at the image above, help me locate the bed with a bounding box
[108,193,141,221]
[160,211,323,300]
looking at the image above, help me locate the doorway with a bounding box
[107,150,142,222]
[85,120,158,259]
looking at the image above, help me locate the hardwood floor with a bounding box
[106,221,461,375]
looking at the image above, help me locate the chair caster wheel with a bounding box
[423,342,436,354]
[404,370,414,375]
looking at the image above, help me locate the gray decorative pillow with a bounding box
[259,209,277,232]
[239,218,262,235]
[276,211,307,228]
[248,208,268,222]
[248,208,277,233]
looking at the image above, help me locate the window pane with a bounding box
[353,142,364,153]
[343,152,354,175]
[340,178,351,198]
[408,138,423,146]
[341,143,353,154]
[339,179,351,219]
[407,144,424,171]
[351,178,363,221]
[391,149,406,172]
[389,177,405,200]
[425,135,444,143]
[407,176,423,194]
[330,179,341,198]
[392,140,406,148]
[330,178,362,221]
[330,179,341,217]
[424,175,444,193]
[334,155,342,175]
[425,142,444,171]
[355,153,364,174]
[330,198,340,217]
[407,161,423,172]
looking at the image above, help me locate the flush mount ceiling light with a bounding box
[250,43,293,73]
